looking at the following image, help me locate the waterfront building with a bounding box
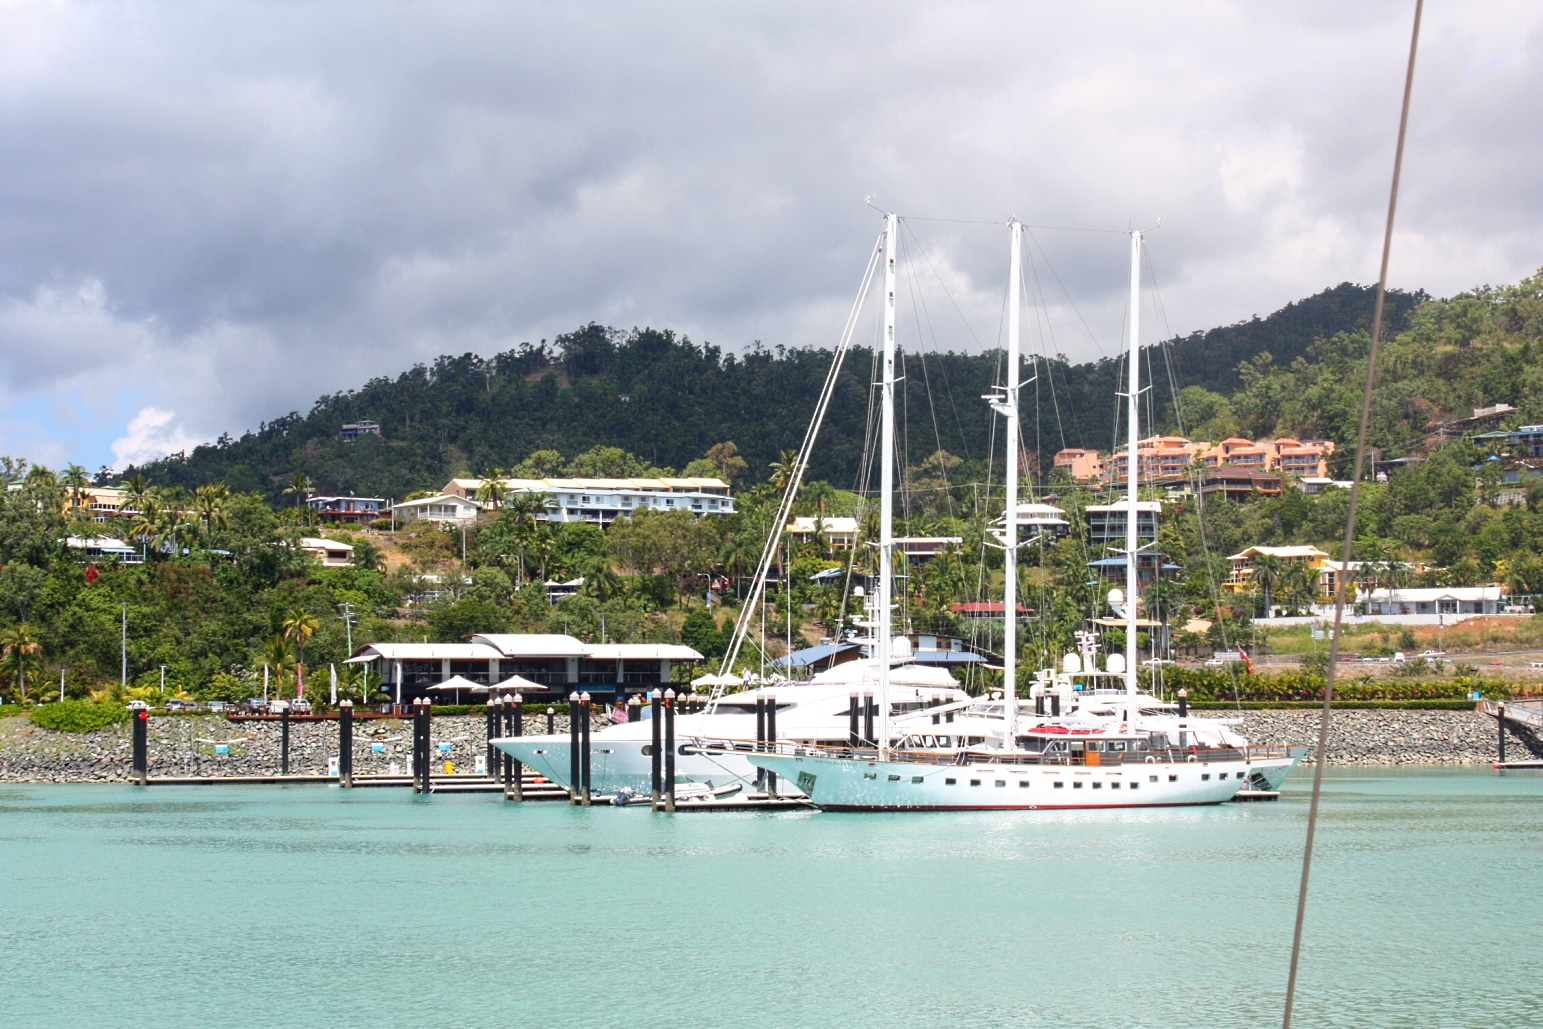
[345,633,704,703]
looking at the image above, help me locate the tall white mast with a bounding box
[1124,230,1143,702]
[1001,220,1023,742]
[877,211,898,753]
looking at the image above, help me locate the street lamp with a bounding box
[59,666,68,703]
[159,664,167,696]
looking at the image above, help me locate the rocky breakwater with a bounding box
[0,710,602,783]
[1223,708,1543,765]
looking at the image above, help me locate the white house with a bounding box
[389,493,481,525]
[298,537,355,568]
[443,477,734,526]
[1358,585,1508,617]
[64,535,142,563]
[786,516,860,550]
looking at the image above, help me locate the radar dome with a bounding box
[1106,653,1126,674]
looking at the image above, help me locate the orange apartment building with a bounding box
[1052,448,1105,482]
[1053,436,1335,484]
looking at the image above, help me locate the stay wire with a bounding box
[1281,3,1422,1026]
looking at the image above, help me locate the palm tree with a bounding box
[118,473,152,516]
[193,483,231,543]
[475,468,507,510]
[282,471,315,511]
[1250,553,1286,618]
[768,448,800,490]
[282,608,320,698]
[0,623,42,701]
[61,464,91,510]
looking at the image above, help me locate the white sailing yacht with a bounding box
[743,220,1258,809]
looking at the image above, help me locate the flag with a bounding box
[1239,647,1255,674]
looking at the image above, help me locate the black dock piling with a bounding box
[546,706,555,734]
[628,694,641,723]
[1177,688,1188,719]
[568,692,581,803]
[1050,693,1060,717]
[765,694,779,796]
[505,692,523,802]
[1499,701,1507,765]
[338,700,353,788]
[650,688,662,809]
[280,701,291,775]
[579,691,593,806]
[754,696,767,790]
[412,698,433,794]
[129,700,148,785]
[863,692,876,748]
[848,693,860,749]
[663,688,676,813]
[485,696,501,779]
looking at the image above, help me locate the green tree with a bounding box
[0,623,42,700]
[282,472,314,511]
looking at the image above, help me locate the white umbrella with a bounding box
[425,675,490,704]
[490,674,547,696]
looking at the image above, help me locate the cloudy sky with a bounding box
[1,1,1539,472]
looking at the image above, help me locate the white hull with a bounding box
[746,750,1250,810]
[493,733,763,793]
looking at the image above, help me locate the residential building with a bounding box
[346,633,703,704]
[444,476,734,526]
[339,420,381,441]
[1472,424,1543,459]
[1086,552,1180,585]
[389,493,481,525]
[1201,468,1283,501]
[1084,500,1159,547]
[299,537,355,568]
[1275,439,1336,478]
[1222,545,1330,597]
[1297,477,1355,495]
[1106,436,1209,483]
[786,516,859,550]
[1359,585,1507,617]
[895,536,962,561]
[1052,448,1104,482]
[948,602,1034,621]
[68,486,137,522]
[306,495,386,525]
[992,502,1070,543]
[64,535,142,563]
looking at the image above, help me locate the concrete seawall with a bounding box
[1219,708,1543,765]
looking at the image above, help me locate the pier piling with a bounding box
[568,692,581,803]
[579,691,593,806]
[863,692,875,748]
[485,697,501,780]
[650,688,662,809]
[412,698,433,794]
[1050,693,1060,717]
[280,702,291,775]
[338,701,353,788]
[765,694,778,796]
[546,706,555,735]
[505,693,523,802]
[848,693,859,749]
[1499,701,1507,765]
[664,688,676,813]
[755,696,767,790]
[1177,688,1188,719]
[129,700,148,785]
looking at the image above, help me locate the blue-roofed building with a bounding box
[774,632,990,675]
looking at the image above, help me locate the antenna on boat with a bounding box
[877,210,898,756]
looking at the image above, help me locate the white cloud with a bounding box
[112,407,198,469]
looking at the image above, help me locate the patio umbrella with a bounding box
[425,675,490,704]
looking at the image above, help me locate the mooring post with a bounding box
[567,692,581,803]
[754,695,767,792]
[1499,701,1507,765]
[1177,688,1188,719]
[863,692,876,749]
[848,692,859,749]
[280,701,291,776]
[485,696,501,780]
[650,688,662,809]
[765,693,778,797]
[663,688,677,812]
[507,693,523,801]
[1050,692,1061,717]
[627,693,641,724]
[129,700,149,785]
[579,691,593,806]
[338,700,354,788]
[546,706,555,734]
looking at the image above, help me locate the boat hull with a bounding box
[745,751,1249,810]
[491,735,765,793]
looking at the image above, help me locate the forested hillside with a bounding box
[130,283,1423,501]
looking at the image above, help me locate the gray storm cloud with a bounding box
[0,1,1538,468]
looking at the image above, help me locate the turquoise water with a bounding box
[1,769,1539,1028]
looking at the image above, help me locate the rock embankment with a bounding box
[1221,708,1542,765]
[0,712,594,783]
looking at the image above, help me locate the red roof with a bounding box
[949,602,1033,614]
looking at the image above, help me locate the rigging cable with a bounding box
[1281,3,1422,1026]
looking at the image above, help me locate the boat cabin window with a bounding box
[1069,741,1085,753]
[1105,741,1126,753]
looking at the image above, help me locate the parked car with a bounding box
[1416,650,1446,659]
[290,700,313,714]
[205,700,228,713]
[164,699,199,712]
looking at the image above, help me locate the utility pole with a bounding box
[120,603,128,688]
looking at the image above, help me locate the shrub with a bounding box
[30,700,130,733]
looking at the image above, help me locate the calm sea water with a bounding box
[1,769,1539,1028]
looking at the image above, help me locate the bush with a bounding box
[30,700,130,733]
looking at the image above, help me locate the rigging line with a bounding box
[1282,3,1422,1027]
[1025,228,1110,360]
[897,228,961,519]
[904,215,1133,235]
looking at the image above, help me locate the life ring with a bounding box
[1118,723,1128,733]
[1144,756,1156,764]
[1186,754,1197,763]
